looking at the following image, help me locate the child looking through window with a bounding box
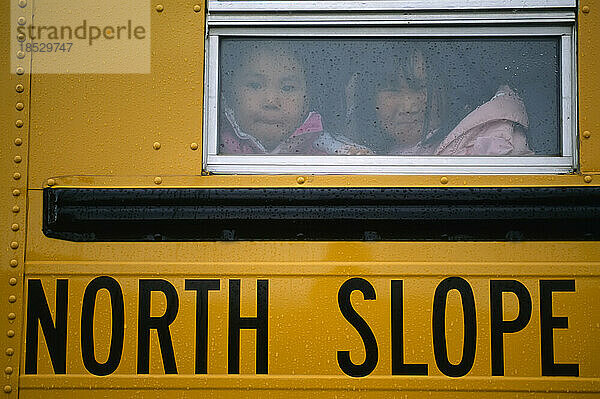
[219,41,368,155]
[345,46,533,156]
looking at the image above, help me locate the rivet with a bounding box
[583,130,591,139]
[18,0,27,7]
[10,242,19,250]
[296,176,305,185]
[17,33,26,42]
[12,189,20,196]
[156,4,164,12]
[440,176,449,184]
[11,224,19,232]
[5,348,14,356]
[582,5,590,13]
[154,176,162,185]
[16,84,24,93]
[3,385,11,393]
[10,259,18,267]
[7,330,15,338]
[47,178,56,186]
[14,156,22,163]
[190,142,199,150]
[8,296,16,303]
[7,313,16,321]
[17,17,26,25]
[13,173,21,180]
[4,366,13,375]
[14,138,23,146]
[153,142,161,150]
[584,175,593,183]
[193,4,202,12]
[16,102,24,111]
[17,50,25,59]
[15,119,24,128]
[16,66,24,75]
[9,278,17,286]
[12,205,20,213]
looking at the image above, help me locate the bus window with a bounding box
[204,1,576,174]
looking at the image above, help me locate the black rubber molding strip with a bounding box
[43,187,600,241]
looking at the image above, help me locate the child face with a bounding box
[232,51,308,151]
[375,85,427,148]
[374,51,429,148]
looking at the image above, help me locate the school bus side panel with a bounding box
[5,0,600,398]
[18,198,600,396]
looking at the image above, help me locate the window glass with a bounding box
[218,37,560,156]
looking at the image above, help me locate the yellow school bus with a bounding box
[2,0,600,397]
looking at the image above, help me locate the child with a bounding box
[345,47,533,156]
[219,41,368,155]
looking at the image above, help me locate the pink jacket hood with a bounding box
[389,85,533,156]
[435,85,532,156]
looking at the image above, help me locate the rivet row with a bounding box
[11,34,26,386]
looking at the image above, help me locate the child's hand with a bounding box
[345,146,373,155]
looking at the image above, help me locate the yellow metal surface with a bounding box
[1,0,600,397]
[579,1,600,173]
[15,191,600,397]
[33,173,600,189]
[27,0,205,185]
[1,0,30,396]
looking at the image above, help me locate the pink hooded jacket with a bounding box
[390,86,533,156]
[219,111,367,155]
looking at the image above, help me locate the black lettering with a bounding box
[25,279,68,374]
[540,280,578,376]
[337,278,378,377]
[81,276,125,376]
[228,280,269,374]
[185,279,220,374]
[391,280,428,375]
[137,279,179,374]
[490,280,532,376]
[432,277,476,377]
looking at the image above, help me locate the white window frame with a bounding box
[203,1,577,175]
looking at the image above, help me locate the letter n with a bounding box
[25,279,69,374]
